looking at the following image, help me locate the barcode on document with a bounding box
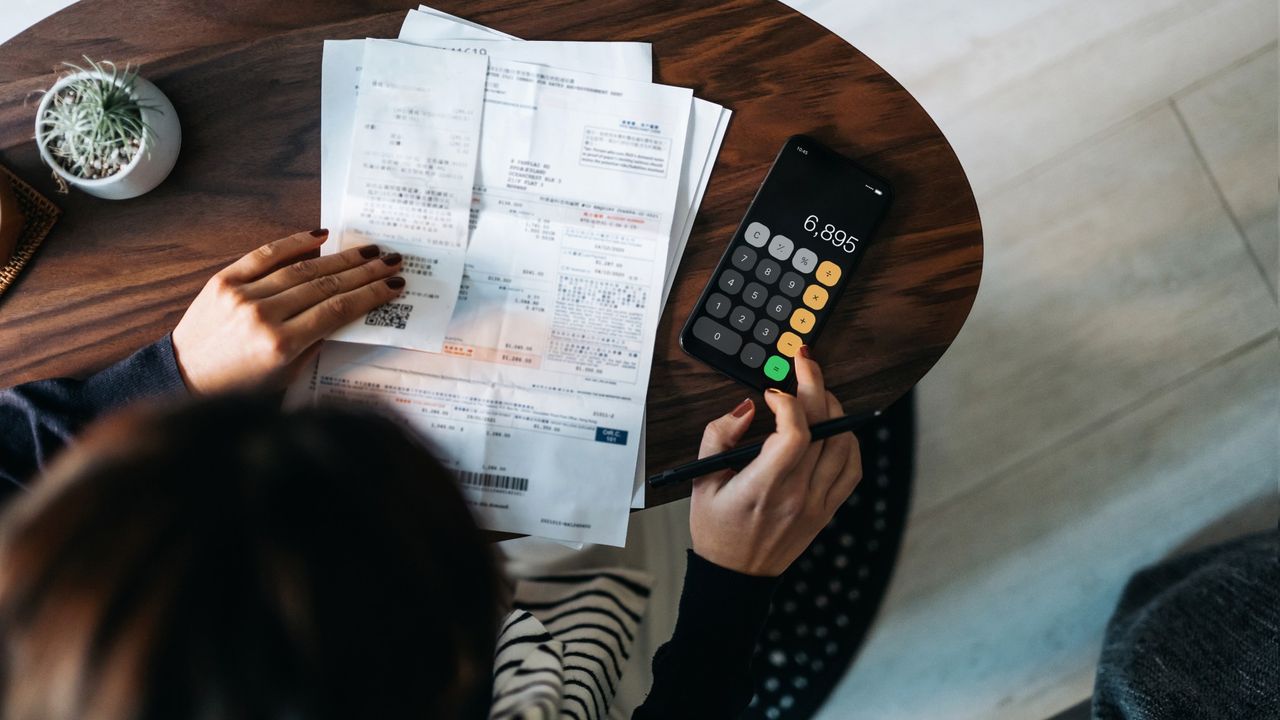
[365,302,413,330]
[457,470,530,493]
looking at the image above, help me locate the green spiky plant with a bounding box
[38,58,158,182]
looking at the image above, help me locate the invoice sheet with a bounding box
[312,61,693,546]
[326,40,487,353]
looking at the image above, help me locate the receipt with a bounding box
[327,40,487,352]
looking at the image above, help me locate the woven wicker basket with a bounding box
[0,165,61,300]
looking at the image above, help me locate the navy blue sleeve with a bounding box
[633,550,779,719]
[0,334,189,500]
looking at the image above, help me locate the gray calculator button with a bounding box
[744,221,770,247]
[704,292,731,319]
[717,269,744,295]
[779,271,804,297]
[755,259,782,284]
[728,306,755,331]
[742,282,768,308]
[731,246,758,271]
[753,319,780,344]
[765,296,791,321]
[740,343,766,369]
[692,316,742,355]
[768,235,794,261]
[792,248,818,273]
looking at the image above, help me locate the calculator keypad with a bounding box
[690,220,845,385]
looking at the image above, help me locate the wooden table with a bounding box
[0,0,982,508]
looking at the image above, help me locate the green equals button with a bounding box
[763,355,790,381]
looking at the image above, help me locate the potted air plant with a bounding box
[34,58,181,200]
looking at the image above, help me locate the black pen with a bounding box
[647,409,883,488]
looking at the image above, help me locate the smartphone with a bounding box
[679,135,892,391]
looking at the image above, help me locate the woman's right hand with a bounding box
[689,348,862,577]
[171,229,405,395]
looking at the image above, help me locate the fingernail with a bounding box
[358,245,380,259]
[385,277,405,289]
[731,398,753,417]
[309,228,328,238]
[798,345,811,359]
[766,388,786,395]
[382,253,403,266]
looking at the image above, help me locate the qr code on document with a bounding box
[364,303,413,330]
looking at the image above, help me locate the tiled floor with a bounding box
[2,2,1277,719]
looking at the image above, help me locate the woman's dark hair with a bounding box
[0,394,501,719]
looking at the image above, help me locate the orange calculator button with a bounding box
[777,331,803,357]
[816,260,842,287]
[803,284,829,310]
[789,308,817,334]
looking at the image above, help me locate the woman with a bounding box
[0,230,862,718]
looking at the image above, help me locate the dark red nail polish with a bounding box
[798,345,811,359]
[731,398,753,417]
[382,253,403,266]
[385,277,405,289]
[358,245,380,259]
[309,228,328,237]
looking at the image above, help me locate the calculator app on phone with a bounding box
[679,135,892,391]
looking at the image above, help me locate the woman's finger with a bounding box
[259,253,403,321]
[220,229,329,283]
[693,398,756,496]
[284,277,406,351]
[737,389,811,492]
[241,243,383,299]
[823,395,864,513]
[810,391,851,507]
[791,345,831,487]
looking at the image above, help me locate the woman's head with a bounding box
[0,394,500,720]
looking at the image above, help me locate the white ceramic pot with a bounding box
[34,70,181,200]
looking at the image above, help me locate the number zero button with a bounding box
[816,260,842,287]
[803,284,829,310]
[692,316,743,355]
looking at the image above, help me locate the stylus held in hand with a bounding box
[647,410,882,488]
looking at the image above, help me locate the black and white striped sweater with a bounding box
[491,551,779,720]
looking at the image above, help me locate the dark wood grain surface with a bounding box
[0,0,982,508]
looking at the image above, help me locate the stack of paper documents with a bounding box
[287,6,730,547]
